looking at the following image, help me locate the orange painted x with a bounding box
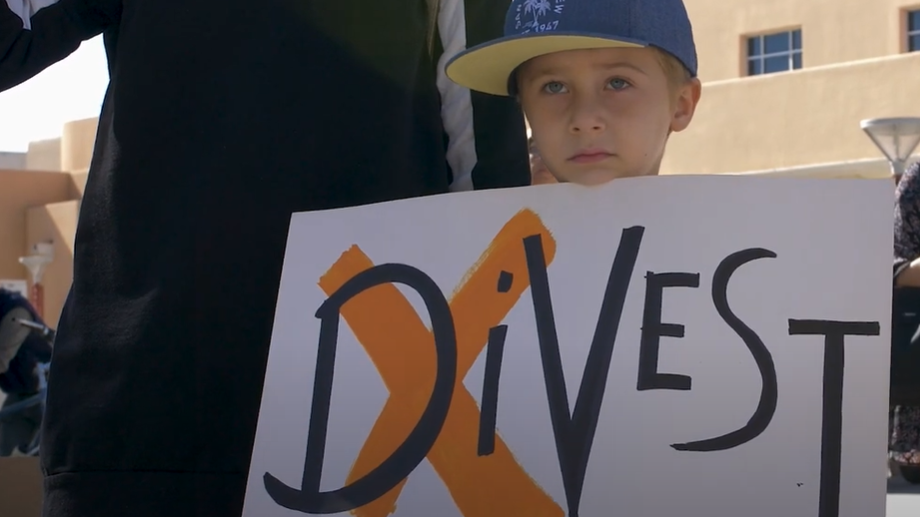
[318,209,564,517]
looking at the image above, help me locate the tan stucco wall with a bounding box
[60,118,99,173]
[70,172,89,198]
[25,138,61,172]
[662,0,920,176]
[0,120,93,324]
[26,201,80,328]
[0,170,73,284]
[686,0,919,82]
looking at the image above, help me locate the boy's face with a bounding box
[518,47,701,185]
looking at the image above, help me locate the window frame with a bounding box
[907,8,920,52]
[744,28,803,77]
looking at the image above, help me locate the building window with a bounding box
[909,10,920,52]
[746,29,802,76]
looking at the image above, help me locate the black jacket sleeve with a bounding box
[0,0,120,92]
[435,0,531,191]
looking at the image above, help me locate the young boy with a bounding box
[447,0,702,185]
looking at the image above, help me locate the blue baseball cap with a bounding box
[446,0,697,96]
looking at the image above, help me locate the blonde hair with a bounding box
[654,48,693,90]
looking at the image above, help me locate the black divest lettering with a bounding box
[788,319,880,517]
[523,230,782,515]
[264,227,881,517]
[669,248,780,452]
[637,271,700,392]
[523,226,644,517]
[264,264,458,514]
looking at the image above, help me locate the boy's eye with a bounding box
[607,78,631,90]
[542,81,567,94]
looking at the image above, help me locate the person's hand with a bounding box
[896,257,920,287]
[530,150,557,185]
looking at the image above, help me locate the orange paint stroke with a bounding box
[318,209,563,517]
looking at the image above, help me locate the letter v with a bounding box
[522,226,644,517]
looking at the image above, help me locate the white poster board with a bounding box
[243,176,893,517]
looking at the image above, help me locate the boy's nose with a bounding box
[568,99,606,134]
[570,120,605,133]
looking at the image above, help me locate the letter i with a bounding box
[478,270,512,456]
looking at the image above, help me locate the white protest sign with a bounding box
[243,176,892,517]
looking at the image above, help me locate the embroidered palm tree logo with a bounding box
[523,0,552,28]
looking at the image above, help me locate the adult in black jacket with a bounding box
[2,1,530,516]
[0,0,119,90]
[0,288,52,457]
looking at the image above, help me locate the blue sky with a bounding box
[0,35,108,152]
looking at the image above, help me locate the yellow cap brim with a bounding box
[446,33,644,97]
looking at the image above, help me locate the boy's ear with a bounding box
[670,78,702,133]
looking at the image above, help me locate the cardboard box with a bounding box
[0,457,43,517]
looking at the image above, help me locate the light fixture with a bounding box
[18,242,54,318]
[860,117,920,177]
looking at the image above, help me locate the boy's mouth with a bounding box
[568,149,614,164]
